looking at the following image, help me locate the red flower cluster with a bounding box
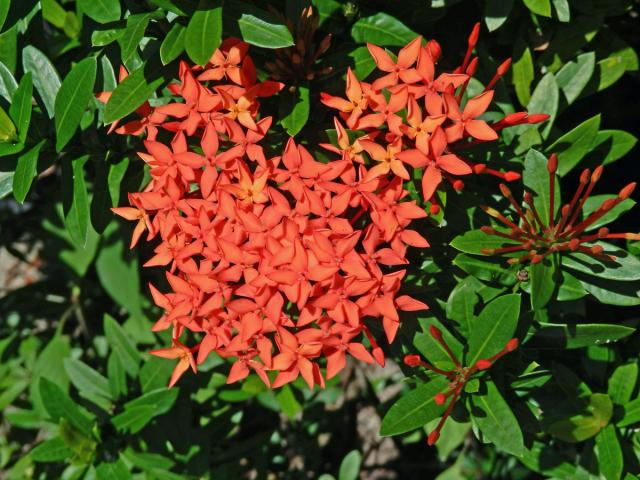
[321,23,548,211]
[480,154,639,264]
[404,326,518,445]
[107,39,430,389]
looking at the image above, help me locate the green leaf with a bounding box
[64,358,112,401]
[563,243,640,281]
[124,388,179,415]
[0,61,18,102]
[108,155,130,206]
[552,0,570,21]
[238,9,294,48]
[590,393,613,426]
[55,57,97,152]
[351,12,417,47]
[523,149,560,226]
[608,363,638,405]
[30,334,71,415]
[96,459,132,480]
[575,273,640,306]
[139,356,173,392]
[38,377,94,436]
[523,0,552,17]
[78,0,121,23]
[484,0,513,32]
[185,0,222,66]
[468,294,521,366]
[338,450,362,480]
[63,155,90,247]
[347,46,377,79]
[530,253,558,309]
[108,352,127,399]
[618,397,640,427]
[118,13,151,68]
[548,415,602,443]
[453,254,516,286]
[0,0,9,31]
[160,22,186,65]
[445,277,479,333]
[12,140,45,203]
[103,314,140,376]
[414,319,463,371]
[112,405,156,433]
[597,56,626,91]
[450,229,519,255]
[556,52,595,105]
[8,72,32,143]
[527,73,558,139]
[380,377,449,436]
[470,380,524,456]
[528,323,635,349]
[512,42,534,106]
[22,45,61,118]
[280,86,309,136]
[104,65,164,124]
[596,425,623,480]
[548,115,600,176]
[587,129,637,166]
[30,437,74,463]
[580,194,635,231]
[275,384,301,419]
[0,103,16,142]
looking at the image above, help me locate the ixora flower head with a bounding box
[404,326,518,445]
[478,153,639,265]
[106,38,432,390]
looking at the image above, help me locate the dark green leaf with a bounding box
[63,358,112,401]
[470,380,524,456]
[12,140,45,203]
[596,425,623,480]
[78,0,121,24]
[563,243,640,281]
[548,415,602,443]
[338,450,361,480]
[104,65,163,124]
[484,0,513,32]
[581,194,635,231]
[22,45,61,118]
[523,149,560,226]
[55,57,97,152]
[548,115,600,176]
[8,72,32,143]
[617,397,640,427]
[576,274,640,306]
[124,388,179,415]
[450,229,519,255]
[597,56,626,91]
[280,86,309,136]
[468,294,521,366]
[38,377,94,436]
[380,377,449,436]
[453,254,516,286]
[103,314,140,376]
[160,22,186,65]
[589,129,637,166]
[112,405,156,433]
[238,9,294,48]
[414,319,463,371]
[445,277,479,333]
[528,323,635,349]
[527,73,558,138]
[351,12,417,46]
[139,356,173,392]
[64,155,90,247]
[108,352,127,399]
[556,52,595,105]
[185,1,222,66]
[96,459,132,480]
[530,253,558,309]
[118,13,151,68]
[608,363,637,405]
[30,437,73,463]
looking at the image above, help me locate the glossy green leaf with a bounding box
[548,114,600,176]
[380,377,449,436]
[29,334,71,415]
[63,156,90,247]
[484,0,513,31]
[564,243,640,281]
[55,57,97,152]
[512,43,534,106]
[22,45,61,118]
[104,65,163,124]
[78,0,121,23]
[125,388,179,415]
[348,46,376,79]
[577,274,640,306]
[529,322,635,349]
[238,9,294,48]
[185,1,222,66]
[9,72,32,143]
[160,22,186,65]
[445,277,479,333]
[523,149,560,226]
[0,0,9,31]
[12,139,45,203]
[468,294,521,366]
[580,194,635,231]
[471,380,524,456]
[597,56,626,91]
[608,363,638,405]
[338,450,361,480]
[523,0,552,17]
[112,405,156,433]
[414,319,463,370]
[96,459,132,480]
[450,229,519,255]
[64,358,112,401]
[30,437,73,463]
[588,129,637,166]
[530,253,558,309]
[0,103,16,142]
[38,377,94,436]
[453,254,516,286]
[527,73,559,138]
[108,352,127,399]
[596,425,623,480]
[118,13,151,68]
[617,398,640,427]
[103,314,140,376]
[0,61,18,102]
[556,52,595,105]
[280,86,309,136]
[552,0,570,21]
[351,12,417,46]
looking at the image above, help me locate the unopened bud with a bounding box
[619,182,636,200]
[480,226,495,234]
[497,58,512,75]
[547,154,558,174]
[499,183,511,198]
[466,57,478,75]
[569,238,580,250]
[527,113,550,124]
[427,40,441,61]
[591,245,604,255]
[404,354,422,367]
[429,204,440,215]
[591,165,603,183]
[429,325,443,341]
[453,179,464,191]
[468,22,481,48]
[598,227,609,238]
[475,359,492,370]
[473,163,487,174]
[504,171,521,182]
[580,169,591,185]
[531,254,543,264]
[427,430,440,445]
[434,393,446,405]
[506,338,519,351]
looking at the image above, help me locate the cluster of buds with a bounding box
[320,23,548,213]
[480,154,639,264]
[264,6,333,86]
[105,38,431,389]
[404,326,519,445]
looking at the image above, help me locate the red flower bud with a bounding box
[404,354,422,367]
[434,393,446,405]
[475,359,492,370]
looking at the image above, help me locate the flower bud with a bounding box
[404,354,422,367]
[429,325,443,341]
[506,338,519,351]
[504,171,521,182]
[434,393,446,405]
[475,359,492,370]
[619,182,636,200]
[547,154,558,174]
[427,430,440,446]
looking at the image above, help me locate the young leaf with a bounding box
[63,358,112,401]
[104,65,164,124]
[38,377,94,436]
[547,115,601,177]
[523,0,552,17]
[185,0,222,66]
[238,9,294,48]
[160,22,186,65]
[596,425,623,480]
[118,13,151,68]
[338,450,362,480]
[0,103,16,142]
[103,314,140,376]
[78,0,121,24]
[280,86,309,136]
[12,140,45,203]
[467,294,521,366]
[22,45,61,118]
[608,363,638,405]
[30,437,74,463]
[55,57,97,152]
[380,377,449,436]
[63,155,90,247]
[351,12,417,46]
[8,72,32,143]
[529,253,558,309]
[470,380,524,456]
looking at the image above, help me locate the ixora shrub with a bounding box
[1,1,639,479]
